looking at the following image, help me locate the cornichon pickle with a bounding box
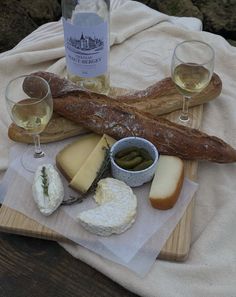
[138,148,152,160]
[118,150,140,161]
[132,159,153,171]
[115,146,139,158]
[115,156,143,169]
[114,146,154,170]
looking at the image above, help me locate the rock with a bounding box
[1,0,235,53]
[0,0,61,53]
[228,39,236,47]
[192,0,236,41]
[0,0,37,53]
[136,0,203,19]
[19,0,61,26]
[136,0,236,46]
[157,0,203,20]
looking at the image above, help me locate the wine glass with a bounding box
[171,40,215,125]
[5,75,53,172]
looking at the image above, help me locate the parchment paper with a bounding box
[0,141,198,276]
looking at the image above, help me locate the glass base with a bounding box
[21,146,52,173]
[175,112,194,127]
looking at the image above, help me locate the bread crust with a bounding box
[49,95,236,163]
[149,165,184,210]
[8,113,88,144]
[21,72,236,163]
[27,71,222,116]
[10,71,222,144]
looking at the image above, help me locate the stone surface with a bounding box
[0,0,61,53]
[136,0,236,45]
[193,0,236,40]
[0,0,235,53]
[157,0,203,20]
[228,39,236,47]
[19,0,61,26]
[0,0,37,53]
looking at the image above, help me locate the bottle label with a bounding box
[62,14,108,78]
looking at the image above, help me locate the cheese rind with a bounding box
[69,134,116,193]
[149,155,184,210]
[32,164,64,216]
[77,178,137,236]
[56,133,101,181]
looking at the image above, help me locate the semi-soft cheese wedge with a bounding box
[69,134,116,193]
[77,178,137,236]
[149,155,184,210]
[56,133,101,180]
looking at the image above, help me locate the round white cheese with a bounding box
[32,164,64,216]
[77,178,137,236]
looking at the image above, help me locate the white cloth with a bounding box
[0,1,236,296]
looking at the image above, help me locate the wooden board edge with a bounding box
[158,196,195,261]
[0,185,196,261]
[0,105,203,261]
[0,204,67,243]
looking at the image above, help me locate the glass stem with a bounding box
[33,134,44,158]
[180,96,191,122]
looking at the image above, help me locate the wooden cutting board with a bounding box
[0,105,202,261]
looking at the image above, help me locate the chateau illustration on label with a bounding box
[67,33,104,54]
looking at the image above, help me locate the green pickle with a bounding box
[115,156,143,169]
[114,146,153,171]
[119,150,140,161]
[132,159,153,171]
[139,148,152,160]
[115,146,139,158]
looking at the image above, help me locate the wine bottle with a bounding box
[61,0,110,94]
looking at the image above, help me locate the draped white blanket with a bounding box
[0,1,235,296]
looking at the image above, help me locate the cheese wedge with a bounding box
[56,133,101,180]
[69,134,116,193]
[149,155,184,210]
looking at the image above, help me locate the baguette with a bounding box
[10,71,221,144]
[50,94,236,162]
[149,155,184,210]
[24,72,236,163]
[21,72,236,163]
[26,71,222,116]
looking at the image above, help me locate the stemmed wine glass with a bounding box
[171,40,215,125]
[5,75,53,172]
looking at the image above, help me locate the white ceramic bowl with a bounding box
[110,137,159,187]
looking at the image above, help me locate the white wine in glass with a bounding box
[5,75,53,172]
[171,40,215,124]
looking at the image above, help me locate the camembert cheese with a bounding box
[56,133,101,180]
[69,134,116,193]
[77,178,137,236]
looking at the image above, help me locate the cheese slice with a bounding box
[77,178,137,236]
[69,134,116,193]
[56,133,101,180]
[149,155,184,210]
